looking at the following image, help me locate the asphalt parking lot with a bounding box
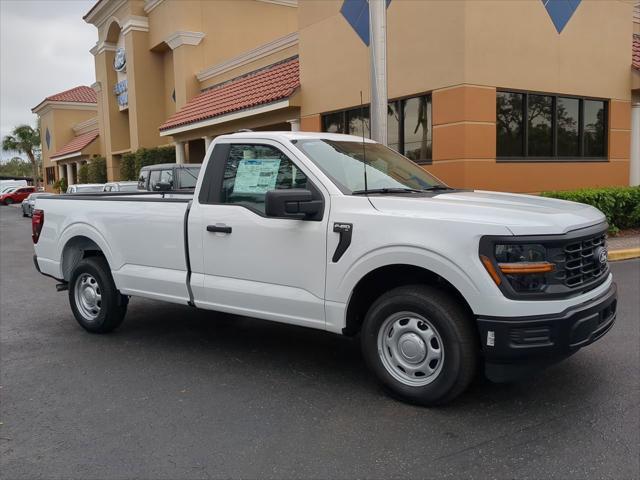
[1,204,639,480]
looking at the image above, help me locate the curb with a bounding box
[609,248,640,262]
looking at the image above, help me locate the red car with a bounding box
[0,186,36,205]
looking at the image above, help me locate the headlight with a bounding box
[481,243,555,293]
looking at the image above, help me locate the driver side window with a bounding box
[221,144,308,214]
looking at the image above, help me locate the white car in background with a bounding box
[102,181,139,192]
[66,184,105,194]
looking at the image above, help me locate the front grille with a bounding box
[557,232,608,289]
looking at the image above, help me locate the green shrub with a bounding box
[78,163,89,184]
[53,177,67,194]
[87,156,107,183]
[541,186,640,234]
[119,146,176,181]
[120,152,137,181]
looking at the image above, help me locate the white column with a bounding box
[204,136,214,151]
[76,161,83,183]
[287,118,301,132]
[175,141,186,164]
[630,102,640,186]
[369,0,388,145]
[66,163,74,185]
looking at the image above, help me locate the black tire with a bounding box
[4,198,13,205]
[361,284,477,406]
[68,256,128,333]
[22,212,28,217]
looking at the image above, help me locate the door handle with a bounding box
[206,224,232,234]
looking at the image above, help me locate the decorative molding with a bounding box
[32,102,98,115]
[197,32,298,83]
[255,0,298,7]
[91,81,102,93]
[144,0,165,14]
[160,100,291,136]
[73,117,99,134]
[51,151,82,162]
[121,15,149,36]
[83,0,127,27]
[90,41,117,56]
[165,31,206,50]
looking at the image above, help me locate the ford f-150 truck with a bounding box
[32,131,616,405]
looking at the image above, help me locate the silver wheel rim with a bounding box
[74,273,102,321]
[377,312,445,387]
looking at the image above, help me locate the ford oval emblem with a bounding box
[596,247,608,264]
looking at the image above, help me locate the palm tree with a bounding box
[2,125,41,188]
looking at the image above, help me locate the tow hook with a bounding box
[56,283,69,292]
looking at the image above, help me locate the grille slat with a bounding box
[560,233,608,289]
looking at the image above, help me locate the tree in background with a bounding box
[0,156,32,177]
[2,125,41,187]
[78,163,89,184]
[53,176,67,194]
[87,156,107,183]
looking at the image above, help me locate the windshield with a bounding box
[294,140,447,194]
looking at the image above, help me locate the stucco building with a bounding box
[34,0,640,193]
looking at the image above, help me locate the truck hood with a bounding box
[367,190,606,235]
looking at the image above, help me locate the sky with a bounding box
[0,0,96,161]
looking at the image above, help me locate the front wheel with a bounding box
[69,256,128,333]
[361,285,477,406]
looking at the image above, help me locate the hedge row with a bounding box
[76,156,107,185]
[120,146,176,181]
[541,186,640,234]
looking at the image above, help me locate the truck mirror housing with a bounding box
[265,189,322,220]
[154,181,172,192]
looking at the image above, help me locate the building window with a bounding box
[321,94,432,164]
[497,90,607,161]
[45,167,56,185]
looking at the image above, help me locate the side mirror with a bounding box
[265,189,323,220]
[154,181,172,192]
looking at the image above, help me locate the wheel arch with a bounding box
[343,263,477,337]
[58,225,116,282]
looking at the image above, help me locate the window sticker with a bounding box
[233,158,281,194]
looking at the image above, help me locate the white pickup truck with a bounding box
[32,131,617,405]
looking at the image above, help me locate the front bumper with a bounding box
[477,282,617,381]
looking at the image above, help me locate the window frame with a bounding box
[198,142,325,221]
[496,89,608,163]
[321,93,433,165]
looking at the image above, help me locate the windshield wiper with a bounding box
[352,187,425,195]
[420,185,453,191]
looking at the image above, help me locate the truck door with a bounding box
[190,140,329,330]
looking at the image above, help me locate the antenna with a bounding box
[360,90,368,195]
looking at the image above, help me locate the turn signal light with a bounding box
[32,209,44,244]
[498,262,555,274]
[480,255,502,285]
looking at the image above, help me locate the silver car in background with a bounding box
[21,192,48,217]
[66,184,105,194]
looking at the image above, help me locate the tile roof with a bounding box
[159,57,300,132]
[45,86,97,104]
[634,34,640,71]
[51,130,99,159]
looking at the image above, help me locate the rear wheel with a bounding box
[361,285,477,406]
[69,256,128,333]
[4,198,13,205]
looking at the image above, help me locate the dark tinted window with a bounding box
[221,144,308,214]
[583,100,606,157]
[346,107,370,138]
[496,92,524,156]
[138,169,149,190]
[527,94,553,156]
[557,97,580,156]
[323,112,344,134]
[403,96,432,162]
[178,168,199,189]
[387,101,400,153]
